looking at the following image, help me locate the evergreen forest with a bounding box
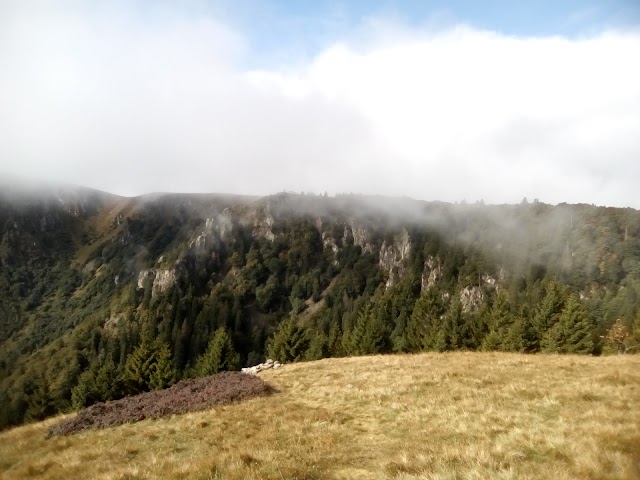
[1,187,639,429]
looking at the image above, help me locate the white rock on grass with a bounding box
[241,360,281,375]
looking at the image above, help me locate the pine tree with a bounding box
[442,300,465,350]
[267,317,309,363]
[24,375,55,422]
[149,341,175,390]
[503,307,537,353]
[481,329,502,351]
[542,295,594,354]
[391,309,410,353]
[305,333,329,361]
[405,289,445,351]
[122,341,156,394]
[71,369,95,410]
[346,304,390,355]
[533,281,567,351]
[481,290,511,351]
[93,359,122,400]
[71,360,122,409]
[194,328,240,376]
[326,321,345,357]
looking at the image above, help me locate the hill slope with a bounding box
[2,187,640,429]
[1,352,639,480]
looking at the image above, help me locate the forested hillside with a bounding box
[1,187,639,429]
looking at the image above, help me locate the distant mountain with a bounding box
[1,186,639,428]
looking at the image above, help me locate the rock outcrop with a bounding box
[322,232,339,264]
[379,229,411,289]
[252,209,275,242]
[421,255,442,292]
[137,268,177,296]
[460,285,484,313]
[342,223,374,253]
[241,358,282,375]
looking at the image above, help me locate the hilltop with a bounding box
[1,185,640,429]
[1,352,639,479]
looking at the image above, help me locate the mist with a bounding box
[1,2,639,207]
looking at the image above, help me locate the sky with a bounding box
[1,1,639,207]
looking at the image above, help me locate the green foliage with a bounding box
[24,375,55,422]
[149,342,175,390]
[267,317,309,363]
[4,192,640,430]
[123,340,175,394]
[503,309,538,353]
[542,295,594,354]
[532,281,567,352]
[344,304,391,356]
[482,329,503,351]
[193,328,240,376]
[405,289,446,351]
[305,333,329,361]
[71,360,123,410]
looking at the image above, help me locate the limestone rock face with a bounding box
[481,274,497,288]
[252,210,275,242]
[379,229,411,289]
[460,286,484,313]
[153,269,176,295]
[137,269,153,290]
[421,255,442,292]
[322,232,339,264]
[190,213,230,254]
[349,224,373,253]
[137,268,177,296]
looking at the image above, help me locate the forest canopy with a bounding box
[1,190,639,429]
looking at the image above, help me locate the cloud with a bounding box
[1,3,639,207]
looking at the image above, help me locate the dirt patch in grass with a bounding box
[48,372,275,436]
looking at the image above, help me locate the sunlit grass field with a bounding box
[1,352,639,480]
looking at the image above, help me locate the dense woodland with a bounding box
[1,188,639,429]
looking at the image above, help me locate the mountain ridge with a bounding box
[1,185,639,429]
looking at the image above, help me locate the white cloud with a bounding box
[1,3,639,207]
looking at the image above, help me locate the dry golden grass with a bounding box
[1,352,639,480]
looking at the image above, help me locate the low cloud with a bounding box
[1,3,639,207]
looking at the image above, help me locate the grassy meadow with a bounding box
[1,352,639,480]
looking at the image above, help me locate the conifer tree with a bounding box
[346,304,390,355]
[482,290,512,351]
[71,360,122,409]
[71,368,95,410]
[326,321,345,357]
[503,306,537,353]
[481,329,502,351]
[442,300,463,350]
[24,375,55,422]
[123,341,156,394]
[533,281,567,351]
[305,333,329,361]
[149,341,175,390]
[542,295,593,354]
[94,359,122,400]
[123,340,175,393]
[267,317,309,363]
[194,327,240,376]
[405,289,445,351]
